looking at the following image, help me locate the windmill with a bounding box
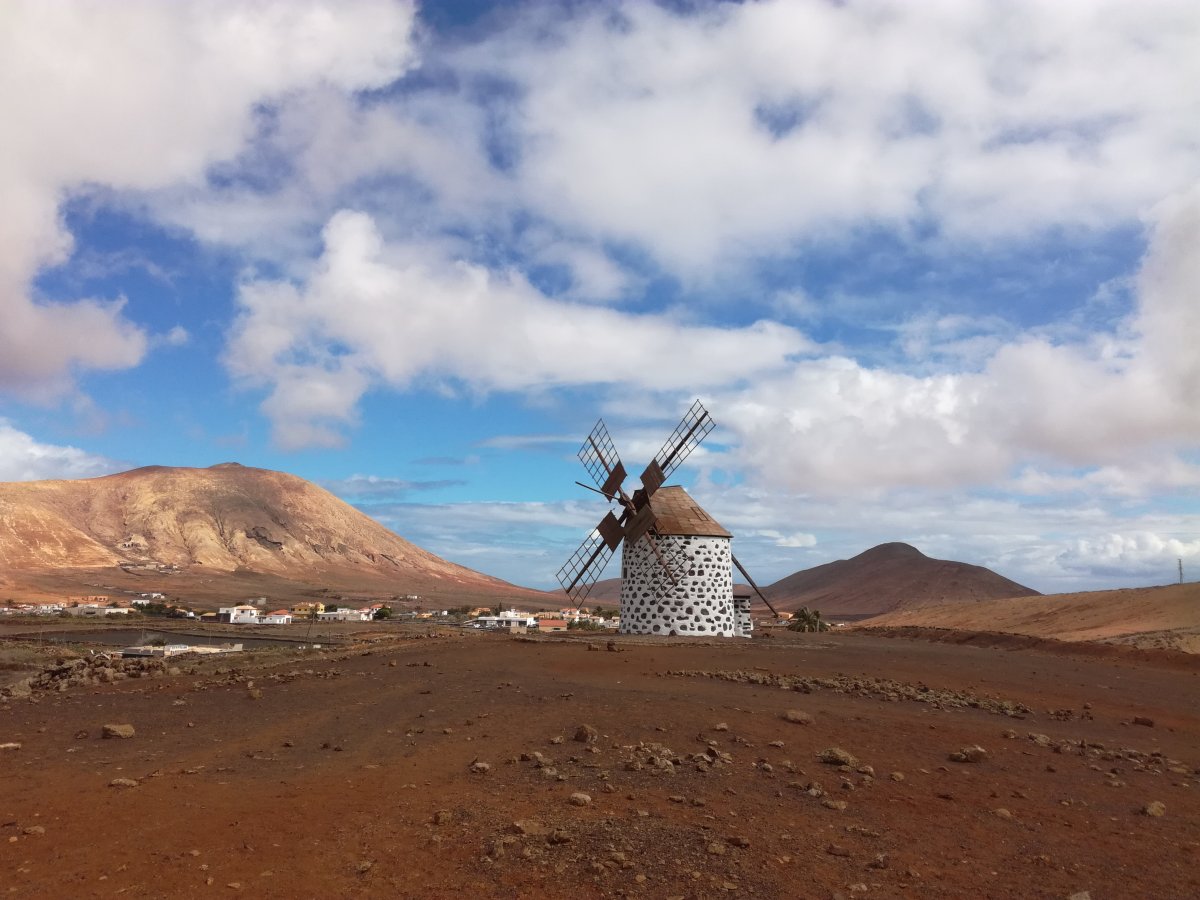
[557,400,778,637]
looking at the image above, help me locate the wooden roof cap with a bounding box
[647,485,731,538]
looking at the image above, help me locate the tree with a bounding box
[787,607,829,633]
[373,606,393,620]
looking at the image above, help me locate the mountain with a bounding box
[859,582,1200,654]
[763,542,1039,617]
[0,463,548,608]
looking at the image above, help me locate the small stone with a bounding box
[727,836,751,848]
[431,810,452,825]
[0,742,21,751]
[109,778,139,788]
[513,819,549,836]
[818,748,857,767]
[1067,892,1092,900]
[706,842,726,856]
[574,724,598,744]
[713,722,729,732]
[822,799,848,811]
[469,761,491,774]
[1132,716,1154,727]
[889,772,905,782]
[568,792,592,806]
[22,826,45,836]
[783,710,812,725]
[247,688,263,700]
[949,746,988,763]
[1142,801,1166,817]
[825,843,852,858]
[102,724,135,740]
[994,808,1013,820]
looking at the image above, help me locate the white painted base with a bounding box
[618,534,738,637]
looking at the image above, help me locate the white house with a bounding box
[218,604,260,624]
[259,610,293,625]
[317,608,372,623]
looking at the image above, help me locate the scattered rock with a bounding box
[431,810,453,825]
[469,761,491,774]
[108,778,139,788]
[573,724,598,744]
[0,742,21,751]
[782,710,812,725]
[102,724,136,740]
[889,772,905,782]
[825,843,852,858]
[994,808,1013,820]
[513,820,549,837]
[568,792,592,807]
[949,745,988,764]
[706,842,726,856]
[1132,716,1155,728]
[817,748,858,767]
[727,836,751,848]
[713,722,729,732]
[822,799,848,811]
[22,826,45,836]
[1142,801,1166,817]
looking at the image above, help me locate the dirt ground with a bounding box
[2,629,1198,899]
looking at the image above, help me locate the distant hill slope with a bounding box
[763,542,1039,616]
[0,463,548,607]
[859,583,1200,654]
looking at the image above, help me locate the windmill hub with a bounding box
[557,400,776,639]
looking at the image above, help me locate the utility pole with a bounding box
[1180,558,1185,584]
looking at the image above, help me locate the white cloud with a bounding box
[0,0,418,397]
[450,0,1200,272]
[714,184,1200,494]
[227,210,810,447]
[0,420,121,482]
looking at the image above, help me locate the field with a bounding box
[2,627,1198,898]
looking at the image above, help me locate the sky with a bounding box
[2,0,1199,595]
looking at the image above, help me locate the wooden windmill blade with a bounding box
[556,511,623,602]
[644,529,689,601]
[578,418,628,500]
[641,399,715,494]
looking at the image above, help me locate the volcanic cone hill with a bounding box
[0,463,547,607]
[763,542,1039,617]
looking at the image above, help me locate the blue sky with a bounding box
[2,0,1199,594]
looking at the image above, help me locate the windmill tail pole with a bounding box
[731,553,779,618]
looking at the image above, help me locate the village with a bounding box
[0,593,629,634]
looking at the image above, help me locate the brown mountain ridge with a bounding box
[0,463,548,607]
[763,542,1039,617]
[581,541,1037,618]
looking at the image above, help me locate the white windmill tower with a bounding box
[557,401,777,637]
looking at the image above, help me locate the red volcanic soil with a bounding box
[764,543,1039,617]
[3,627,1198,898]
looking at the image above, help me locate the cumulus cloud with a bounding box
[0,0,417,397]
[0,420,122,482]
[452,0,1200,271]
[227,210,810,447]
[716,185,1200,494]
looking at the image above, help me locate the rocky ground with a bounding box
[2,629,1198,899]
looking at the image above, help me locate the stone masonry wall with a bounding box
[618,534,735,637]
